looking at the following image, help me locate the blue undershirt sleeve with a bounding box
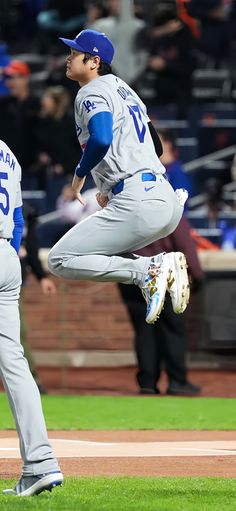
[11,206,24,254]
[75,111,113,178]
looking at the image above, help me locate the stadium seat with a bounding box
[192,69,232,101]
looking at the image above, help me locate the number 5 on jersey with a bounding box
[128,105,146,143]
[0,172,10,215]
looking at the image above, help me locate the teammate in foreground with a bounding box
[48,29,190,323]
[0,139,63,496]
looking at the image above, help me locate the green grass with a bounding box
[0,393,236,430]
[0,477,236,511]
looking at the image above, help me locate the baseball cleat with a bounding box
[142,253,169,324]
[3,470,63,497]
[167,252,190,313]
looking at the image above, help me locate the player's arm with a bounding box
[148,122,163,157]
[11,206,24,254]
[72,111,113,203]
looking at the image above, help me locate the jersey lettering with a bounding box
[117,86,132,100]
[83,100,97,114]
[0,149,16,170]
[128,105,146,143]
[75,122,82,137]
[0,172,10,215]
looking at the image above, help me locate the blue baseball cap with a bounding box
[59,29,114,65]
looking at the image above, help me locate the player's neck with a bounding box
[78,72,100,88]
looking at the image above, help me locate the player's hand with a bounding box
[72,175,86,205]
[40,277,57,296]
[96,192,108,208]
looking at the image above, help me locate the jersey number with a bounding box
[0,172,10,215]
[128,105,146,143]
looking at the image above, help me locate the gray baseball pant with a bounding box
[0,240,60,476]
[48,172,183,284]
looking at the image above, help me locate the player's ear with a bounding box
[90,56,100,70]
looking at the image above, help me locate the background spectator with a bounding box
[32,85,78,209]
[38,184,100,247]
[36,0,86,55]
[84,1,109,27]
[90,0,147,85]
[159,129,193,199]
[0,60,40,189]
[56,184,101,225]
[195,177,232,228]
[119,215,204,396]
[137,4,195,113]
[186,0,233,65]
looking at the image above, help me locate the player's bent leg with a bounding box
[48,174,182,278]
[47,180,188,316]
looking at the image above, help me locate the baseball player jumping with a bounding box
[0,139,63,496]
[48,30,190,323]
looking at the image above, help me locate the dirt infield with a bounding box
[1,430,236,478]
[40,368,236,398]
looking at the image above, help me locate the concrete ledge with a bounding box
[33,350,236,369]
[34,350,136,367]
[198,250,236,270]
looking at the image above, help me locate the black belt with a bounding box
[112,172,157,196]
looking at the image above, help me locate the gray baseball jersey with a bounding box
[0,139,60,477]
[75,74,165,195]
[48,70,184,308]
[0,139,22,239]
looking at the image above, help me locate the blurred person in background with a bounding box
[38,183,100,247]
[119,215,204,396]
[89,0,147,85]
[32,85,78,210]
[0,60,40,189]
[56,183,101,226]
[44,2,108,98]
[20,202,57,393]
[0,0,42,53]
[85,1,109,26]
[158,129,193,200]
[36,0,86,54]
[186,0,233,65]
[118,123,201,395]
[139,4,196,114]
[195,177,232,229]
